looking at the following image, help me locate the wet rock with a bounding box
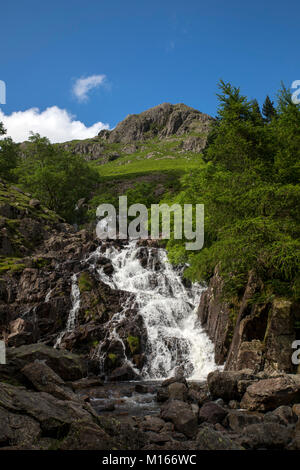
[70,376,104,391]
[198,401,227,425]
[161,375,187,387]
[156,387,169,403]
[168,382,188,402]
[107,365,139,382]
[240,375,300,411]
[160,400,198,438]
[195,425,244,450]
[134,383,149,394]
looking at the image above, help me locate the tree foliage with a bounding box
[166,81,300,301]
[14,134,99,222]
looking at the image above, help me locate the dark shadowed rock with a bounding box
[140,416,165,433]
[195,425,244,450]
[0,406,41,448]
[198,401,227,424]
[70,376,104,391]
[58,421,112,450]
[107,364,139,382]
[266,406,298,426]
[6,343,87,381]
[207,369,257,402]
[168,382,188,402]
[225,410,263,432]
[160,400,198,438]
[156,387,169,403]
[21,361,77,401]
[239,422,293,449]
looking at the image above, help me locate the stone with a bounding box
[240,375,300,411]
[71,376,104,390]
[167,382,188,402]
[160,400,198,438]
[0,406,41,448]
[225,410,263,432]
[195,425,244,450]
[207,369,256,402]
[140,416,165,433]
[239,423,293,450]
[21,361,76,401]
[269,406,297,426]
[156,387,169,403]
[107,365,139,382]
[292,403,300,418]
[135,383,149,394]
[198,401,227,425]
[6,343,87,381]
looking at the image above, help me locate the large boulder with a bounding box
[160,400,198,438]
[168,382,188,402]
[195,425,244,450]
[207,369,257,402]
[0,406,41,448]
[3,343,87,382]
[198,401,227,425]
[240,375,300,411]
[225,410,263,432]
[239,422,294,449]
[21,361,76,401]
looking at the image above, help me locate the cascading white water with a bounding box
[97,241,217,381]
[54,273,80,348]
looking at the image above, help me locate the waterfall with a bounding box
[96,241,217,381]
[54,273,80,348]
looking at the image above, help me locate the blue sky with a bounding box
[0,0,299,142]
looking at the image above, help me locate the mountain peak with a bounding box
[98,102,213,144]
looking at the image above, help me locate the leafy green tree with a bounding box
[262,95,276,122]
[0,122,5,136]
[0,122,19,181]
[14,133,99,222]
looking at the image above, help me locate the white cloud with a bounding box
[0,106,109,143]
[72,74,106,102]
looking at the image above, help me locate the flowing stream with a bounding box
[54,240,217,381]
[96,241,216,381]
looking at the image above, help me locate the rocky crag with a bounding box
[197,266,300,375]
[59,103,213,162]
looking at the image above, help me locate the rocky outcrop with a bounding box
[98,103,213,144]
[240,375,300,411]
[198,267,300,374]
[0,348,147,450]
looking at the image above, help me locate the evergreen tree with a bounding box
[250,99,263,124]
[262,95,276,122]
